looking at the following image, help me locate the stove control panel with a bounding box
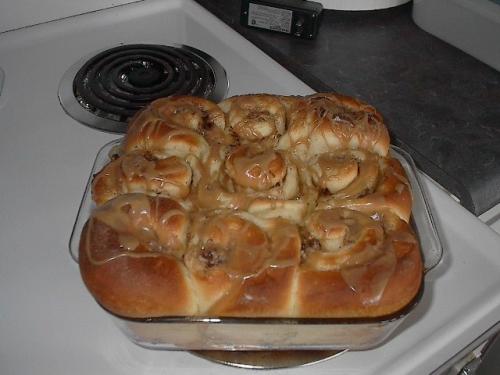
[241,0,323,39]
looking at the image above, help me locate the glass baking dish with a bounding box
[69,138,442,351]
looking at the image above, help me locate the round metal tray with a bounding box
[190,349,347,369]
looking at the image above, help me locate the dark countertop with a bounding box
[194,0,500,216]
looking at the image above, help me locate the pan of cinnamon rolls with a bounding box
[71,93,442,350]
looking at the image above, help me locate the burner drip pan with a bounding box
[58,44,228,133]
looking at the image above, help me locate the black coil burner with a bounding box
[58,44,228,133]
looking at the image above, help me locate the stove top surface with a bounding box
[0,1,499,374]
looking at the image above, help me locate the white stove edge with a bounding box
[420,170,500,235]
[480,203,500,235]
[0,1,499,374]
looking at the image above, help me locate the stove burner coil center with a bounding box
[58,44,228,133]
[122,60,167,87]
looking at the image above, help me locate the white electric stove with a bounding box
[0,1,499,374]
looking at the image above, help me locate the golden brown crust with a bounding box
[80,93,423,320]
[297,217,422,318]
[208,266,297,317]
[79,194,196,317]
[296,252,422,319]
[79,220,197,317]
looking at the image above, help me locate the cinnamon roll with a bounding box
[122,96,235,161]
[122,118,210,162]
[225,144,298,197]
[91,152,196,205]
[297,208,422,317]
[302,208,386,271]
[219,94,287,147]
[184,211,301,316]
[278,93,390,159]
[130,95,230,144]
[318,156,413,222]
[307,149,380,196]
[79,194,195,317]
[194,143,308,222]
[184,212,274,279]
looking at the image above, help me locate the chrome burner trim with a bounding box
[58,43,229,133]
